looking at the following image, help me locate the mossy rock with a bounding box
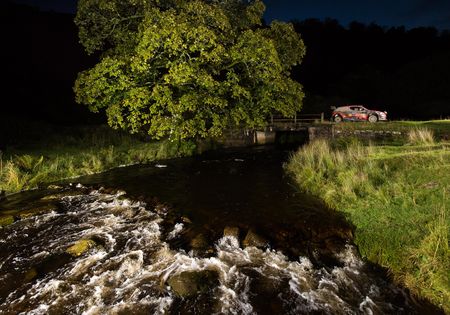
[66,239,96,257]
[242,229,268,248]
[19,204,58,219]
[40,191,79,201]
[0,215,14,227]
[167,270,219,297]
[24,268,38,282]
[47,184,63,190]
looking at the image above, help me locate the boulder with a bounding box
[190,234,209,249]
[243,229,268,248]
[66,239,96,257]
[223,226,239,239]
[168,270,219,297]
[0,215,14,227]
[252,274,283,296]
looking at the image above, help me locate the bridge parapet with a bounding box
[268,113,325,131]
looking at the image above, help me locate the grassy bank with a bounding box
[0,123,197,195]
[286,129,449,312]
[333,119,450,141]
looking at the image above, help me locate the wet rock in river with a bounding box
[167,270,219,298]
[23,268,38,282]
[310,237,347,267]
[47,184,62,190]
[249,274,286,313]
[66,239,96,257]
[223,226,239,239]
[243,229,268,248]
[252,274,284,296]
[98,187,125,195]
[18,204,58,219]
[310,223,353,242]
[190,234,209,249]
[40,191,80,201]
[181,216,192,224]
[0,215,14,227]
[154,204,169,215]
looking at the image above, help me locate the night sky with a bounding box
[9,0,450,30]
[264,0,450,30]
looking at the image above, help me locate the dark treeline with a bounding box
[1,2,99,125]
[293,19,450,119]
[1,2,449,125]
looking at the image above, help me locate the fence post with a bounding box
[320,112,324,123]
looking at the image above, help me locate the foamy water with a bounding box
[0,189,422,314]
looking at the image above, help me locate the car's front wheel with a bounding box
[368,114,378,123]
[333,115,343,123]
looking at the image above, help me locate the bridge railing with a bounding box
[269,113,325,126]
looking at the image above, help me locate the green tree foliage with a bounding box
[74,0,305,139]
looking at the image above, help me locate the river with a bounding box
[0,146,442,314]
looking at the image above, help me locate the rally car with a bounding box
[331,105,387,123]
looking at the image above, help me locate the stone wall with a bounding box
[204,124,409,150]
[333,128,404,142]
[217,129,256,147]
[308,125,334,141]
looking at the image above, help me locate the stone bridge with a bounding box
[218,113,333,147]
[255,113,332,144]
[217,113,409,147]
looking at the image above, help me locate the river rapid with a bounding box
[0,147,442,314]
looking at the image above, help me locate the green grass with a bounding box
[333,119,450,141]
[286,129,450,313]
[0,123,197,195]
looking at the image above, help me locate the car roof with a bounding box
[336,105,365,110]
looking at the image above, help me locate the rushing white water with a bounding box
[0,189,423,314]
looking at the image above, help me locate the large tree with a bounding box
[74,0,305,139]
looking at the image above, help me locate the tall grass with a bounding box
[408,128,435,145]
[0,125,197,195]
[332,119,450,141]
[406,194,449,310]
[287,137,450,312]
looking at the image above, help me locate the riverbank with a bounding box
[286,128,449,313]
[333,120,450,142]
[0,123,197,195]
